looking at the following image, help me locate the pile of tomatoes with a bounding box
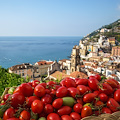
[1,74,120,120]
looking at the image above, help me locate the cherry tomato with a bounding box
[83,93,96,103]
[61,115,73,120]
[65,77,76,88]
[26,96,39,107]
[34,84,45,97]
[109,79,119,85]
[56,86,68,98]
[105,79,118,88]
[81,106,92,118]
[7,118,20,120]
[11,93,25,108]
[3,94,11,102]
[41,94,52,105]
[31,100,44,114]
[76,78,88,86]
[95,100,104,107]
[94,74,101,81]
[13,86,21,94]
[73,103,83,113]
[47,113,61,120]
[39,82,47,88]
[102,107,112,114]
[67,87,80,98]
[70,112,81,120]
[57,106,72,116]
[98,93,108,103]
[77,85,89,95]
[3,108,15,120]
[44,104,54,114]
[19,83,33,97]
[19,110,30,120]
[52,98,63,109]
[88,78,99,90]
[32,80,40,88]
[114,89,120,103]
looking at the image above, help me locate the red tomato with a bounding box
[77,85,89,95]
[76,78,88,86]
[76,98,83,105]
[110,79,119,85]
[93,91,100,96]
[102,107,112,114]
[88,78,99,90]
[32,80,40,88]
[28,82,32,86]
[11,93,25,108]
[83,93,96,103]
[73,103,83,113]
[13,86,21,94]
[26,96,39,107]
[95,100,104,107]
[114,89,120,103]
[45,89,51,94]
[56,86,68,98]
[7,118,20,120]
[65,78,76,88]
[98,93,108,103]
[31,100,44,114]
[81,106,92,118]
[105,79,118,88]
[3,108,15,120]
[47,81,56,86]
[94,74,101,81]
[3,94,11,101]
[47,113,61,120]
[52,98,63,109]
[41,94,52,104]
[19,110,30,120]
[44,104,54,114]
[70,112,81,120]
[61,115,73,120]
[99,83,113,95]
[107,98,120,112]
[34,84,45,97]
[40,82,47,88]
[67,87,80,98]
[60,79,66,86]
[57,106,72,116]
[19,83,33,97]
[89,76,95,79]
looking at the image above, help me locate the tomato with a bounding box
[93,91,100,96]
[89,76,95,79]
[40,82,47,88]
[76,78,88,86]
[52,98,63,109]
[7,118,20,120]
[44,104,54,114]
[98,93,108,103]
[19,110,31,120]
[47,81,56,86]
[32,80,40,88]
[31,100,44,114]
[26,96,39,107]
[11,93,25,108]
[81,106,92,118]
[61,115,73,120]
[41,94,52,105]
[73,103,83,113]
[56,86,68,98]
[3,108,15,120]
[28,82,32,86]
[102,107,112,114]
[60,79,66,86]
[107,98,120,112]
[19,83,33,97]
[67,87,80,98]
[105,79,118,88]
[109,79,119,85]
[77,85,89,95]
[13,86,21,94]
[57,106,72,116]
[114,89,120,103]
[94,74,101,81]
[65,78,76,88]
[95,100,104,107]
[45,89,51,94]
[34,84,45,97]
[83,93,96,103]
[99,83,113,95]
[62,97,75,107]
[47,113,61,120]
[88,78,99,90]
[70,112,81,120]
[3,94,11,101]
[76,98,83,105]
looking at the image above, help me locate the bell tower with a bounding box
[71,45,80,73]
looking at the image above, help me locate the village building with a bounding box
[107,37,116,46]
[112,46,120,56]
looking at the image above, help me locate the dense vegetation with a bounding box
[0,66,26,96]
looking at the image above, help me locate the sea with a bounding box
[0,36,82,69]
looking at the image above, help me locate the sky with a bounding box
[0,0,120,37]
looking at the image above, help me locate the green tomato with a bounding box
[62,97,75,107]
[8,87,15,94]
[38,117,46,120]
[83,103,93,108]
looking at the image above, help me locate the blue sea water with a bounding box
[0,36,82,68]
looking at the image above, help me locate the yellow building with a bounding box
[107,37,115,45]
[103,57,110,62]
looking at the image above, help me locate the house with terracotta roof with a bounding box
[107,37,115,45]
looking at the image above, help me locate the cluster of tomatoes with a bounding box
[1,74,120,120]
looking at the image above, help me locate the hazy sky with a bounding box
[0,0,120,36]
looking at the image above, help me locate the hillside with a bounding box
[82,19,120,42]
